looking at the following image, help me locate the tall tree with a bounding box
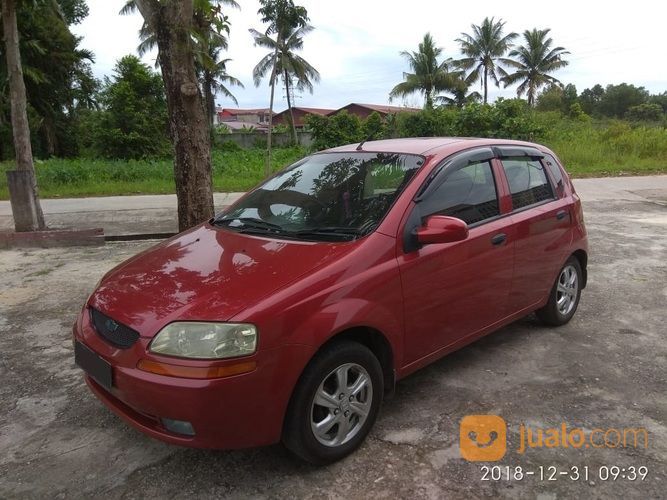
[455,17,517,104]
[251,0,314,175]
[250,22,319,145]
[502,28,569,106]
[389,33,462,110]
[122,0,242,130]
[1,0,45,231]
[134,0,214,231]
[93,55,169,159]
[198,38,244,129]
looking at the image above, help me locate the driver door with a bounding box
[398,150,515,365]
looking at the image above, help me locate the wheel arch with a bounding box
[571,249,588,288]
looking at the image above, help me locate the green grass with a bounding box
[536,115,667,177]
[1,120,666,200]
[0,147,306,199]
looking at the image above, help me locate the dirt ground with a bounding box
[1,190,666,499]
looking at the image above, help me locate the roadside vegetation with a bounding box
[1,3,665,203]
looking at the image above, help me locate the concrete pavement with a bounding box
[0,176,665,237]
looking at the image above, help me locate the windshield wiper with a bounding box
[293,227,362,241]
[212,217,284,233]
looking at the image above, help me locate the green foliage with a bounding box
[0,146,307,198]
[456,17,518,103]
[90,55,170,159]
[599,83,649,118]
[362,112,387,140]
[389,33,461,109]
[0,0,98,159]
[307,111,364,150]
[502,28,569,106]
[310,100,542,146]
[219,140,242,152]
[625,103,664,122]
[535,115,667,176]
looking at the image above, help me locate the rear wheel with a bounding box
[283,341,383,464]
[536,256,582,326]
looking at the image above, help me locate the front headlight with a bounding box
[149,322,257,359]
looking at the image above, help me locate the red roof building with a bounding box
[272,107,335,128]
[330,103,420,120]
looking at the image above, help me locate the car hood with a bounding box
[89,223,356,337]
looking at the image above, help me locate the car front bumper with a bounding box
[73,308,313,449]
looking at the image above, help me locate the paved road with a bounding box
[0,176,665,498]
[1,176,666,236]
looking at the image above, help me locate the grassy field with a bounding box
[0,120,666,199]
[0,147,306,199]
[536,115,667,177]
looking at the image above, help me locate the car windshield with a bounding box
[213,152,423,242]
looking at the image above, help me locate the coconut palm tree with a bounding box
[455,17,517,104]
[389,33,461,110]
[199,45,244,128]
[250,2,319,167]
[502,28,570,106]
[436,84,482,108]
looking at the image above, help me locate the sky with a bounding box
[72,1,667,111]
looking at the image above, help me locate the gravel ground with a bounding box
[1,192,665,499]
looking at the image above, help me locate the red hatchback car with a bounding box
[74,138,587,464]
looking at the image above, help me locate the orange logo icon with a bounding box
[460,415,507,461]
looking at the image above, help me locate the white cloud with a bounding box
[74,0,666,110]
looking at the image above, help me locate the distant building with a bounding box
[216,108,273,126]
[330,103,420,120]
[273,107,336,129]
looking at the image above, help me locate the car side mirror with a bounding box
[416,215,469,245]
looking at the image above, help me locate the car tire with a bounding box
[282,340,384,465]
[536,256,583,326]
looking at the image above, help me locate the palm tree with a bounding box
[250,25,319,143]
[436,84,482,108]
[250,0,318,174]
[502,29,569,106]
[389,33,461,110]
[199,50,244,128]
[455,17,517,104]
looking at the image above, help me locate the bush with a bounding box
[625,103,664,122]
[307,111,364,150]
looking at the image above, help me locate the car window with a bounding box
[422,160,500,225]
[543,153,565,197]
[216,152,422,241]
[500,157,555,210]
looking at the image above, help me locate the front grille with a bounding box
[90,308,139,349]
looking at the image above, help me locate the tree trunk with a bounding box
[135,0,214,232]
[264,47,279,178]
[284,69,297,145]
[204,71,215,131]
[483,65,488,104]
[2,0,46,231]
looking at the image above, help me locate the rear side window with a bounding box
[543,154,565,197]
[423,161,499,225]
[500,158,554,210]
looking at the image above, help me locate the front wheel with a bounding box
[283,341,383,464]
[536,256,583,326]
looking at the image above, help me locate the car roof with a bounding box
[323,137,550,157]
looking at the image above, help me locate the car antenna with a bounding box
[356,133,375,151]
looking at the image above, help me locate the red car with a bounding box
[74,138,587,464]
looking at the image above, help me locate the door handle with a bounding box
[556,209,568,220]
[491,233,507,246]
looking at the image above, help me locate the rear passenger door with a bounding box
[495,147,572,314]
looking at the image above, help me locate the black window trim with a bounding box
[403,147,499,252]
